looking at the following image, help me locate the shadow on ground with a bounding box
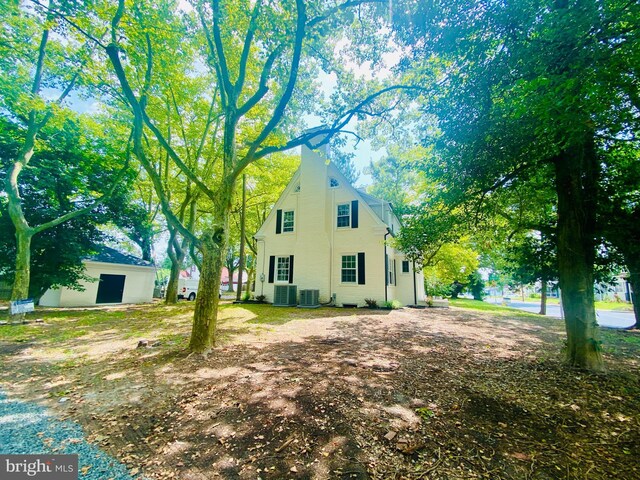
[1,304,639,479]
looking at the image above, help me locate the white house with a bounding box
[39,247,156,307]
[254,132,425,307]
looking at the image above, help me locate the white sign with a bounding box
[10,299,34,315]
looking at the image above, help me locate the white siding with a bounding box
[255,138,425,307]
[39,261,155,307]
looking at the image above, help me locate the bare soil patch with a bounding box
[1,302,639,479]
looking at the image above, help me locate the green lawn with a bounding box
[489,295,633,311]
[449,298,541,317]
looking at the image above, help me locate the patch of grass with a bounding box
[0,302,196,346]
[237,304,308,325]
[158,332,189,348]
[522,297,632,311]
[224,303,352,326]
[594,301,634,311]
[450,298,540,318]
[0,324,35,342]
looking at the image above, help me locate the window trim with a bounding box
[337,203,350,228]
[340,254,357,284]
[401,260,410,274]
[388,257,396,285]
[282,210,295,233]
[275,256,290,283]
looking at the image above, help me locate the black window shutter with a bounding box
[268,256,275,283]
[385,253,389,286]
[393,259,397,285]
[275,209,282,234]
[357,252,365,285]
[351,200,359,228]
[289,255,294,283]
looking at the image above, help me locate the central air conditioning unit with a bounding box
[273,285,297,306]
[299,289,320,308]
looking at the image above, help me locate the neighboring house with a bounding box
[39,246,156,307]
[254,131,425,307]
[220,267,249,290]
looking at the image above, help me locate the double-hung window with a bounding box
[402,260,410,273]
[341,255,357,283]
[283,210,294,233]
[337,203,350,228]
[276,256,290,282]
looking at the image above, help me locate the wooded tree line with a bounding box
[1,0,638,371]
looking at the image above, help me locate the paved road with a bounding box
[489,299,636,329]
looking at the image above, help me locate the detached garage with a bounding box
[39,247,156,307]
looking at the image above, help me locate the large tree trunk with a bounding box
[624,257,639,329]
[187,108,236,352]
[554,136,603,370]
[188,215,229,353]
[539,279,547,315]
[9,229,33,323]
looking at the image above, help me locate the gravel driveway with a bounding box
[0,391,135,480]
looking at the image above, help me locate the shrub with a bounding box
[384,300,402,309]
[364,298,378,308]
[242,292,251,301]
[255,294,266,303]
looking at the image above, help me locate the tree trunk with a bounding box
[188,218,229,353]
[539,279,547,315]
[188,106,236,352]
[554,136,603,370]
[140,238,152,262]
[236,174,247,301]
[165,228,187,305]
[9,229,33,323]
[226,268,235,292]
[625,259,639,329]
[165,257,182,304]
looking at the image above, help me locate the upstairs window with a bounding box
[294,183,300,193]
[402,260,410,273]
[283,210,294,232]
[336,200,359,229]
[337,203,350,227]
[276,209,294,234]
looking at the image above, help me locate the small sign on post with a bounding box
[10,298,35,315]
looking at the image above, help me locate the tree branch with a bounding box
[232,0,307,180]
[235,0,262,96]
[236,44,284,117]
[211,0,234,98]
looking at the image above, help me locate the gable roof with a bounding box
[255,143,399,237]
[86,246,154,268]
[356,189,403,227]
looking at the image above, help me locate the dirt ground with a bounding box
[1,302,639,479]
